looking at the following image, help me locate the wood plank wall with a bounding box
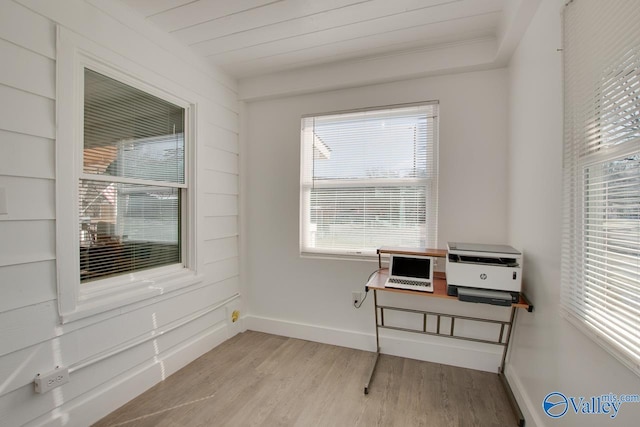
[0,1,241,425]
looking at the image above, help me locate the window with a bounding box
[56,29,199,322]
[80,69,184,283]
[300,103,439,257]
[562,1,640,375]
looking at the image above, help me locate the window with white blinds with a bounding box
[562,0,640,375]
[300,103,439,257]
[80,69,185,283]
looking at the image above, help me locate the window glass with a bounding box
[80,69,184,283]
[300,103,438,256]
[561,0,640,374]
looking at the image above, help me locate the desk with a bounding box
[364,247,533,427]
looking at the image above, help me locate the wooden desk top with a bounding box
[366,269,532,310]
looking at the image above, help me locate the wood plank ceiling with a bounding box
[121,0,507,79]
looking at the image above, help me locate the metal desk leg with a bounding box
[500,306,517,372]
[498,307,525,426]
[364,289,380,394]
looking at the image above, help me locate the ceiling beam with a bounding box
[237,1,541,101]
[238,37,497,101]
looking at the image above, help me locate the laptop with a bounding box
[385,254,434,292]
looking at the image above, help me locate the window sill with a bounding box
[300,251,381,263]
[60,269,203,324]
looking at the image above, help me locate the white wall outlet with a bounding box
[352,291,363,306]
[34,367,69,394]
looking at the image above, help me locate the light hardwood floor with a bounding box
[94,331,516,426]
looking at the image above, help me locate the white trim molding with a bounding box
[244,315,503,373]
[55,26,201,323]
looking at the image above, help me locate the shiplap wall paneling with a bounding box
[0,85,54,139]
[0,0,242,425]
[0,285,241,425]
[203,194,239,217]
[31,319,231,427]
[204,237,240,265]
[203,257,240,283]
[204,169,239,196]
[2,315,230,427]
[0,300,60,359]
[0,261,57,313]
[0,176,54,220]
[203,216,239,240]
[204,146,239,175]
[0,275,240,394]
[0,131,55,180]
[200,102,240,134]
[0,37,55,99]
[15,0,238,106]
[0,272,240,396]
[203,121,239,154]
[85,0,239,93]
[0,221,55,267]
[0,0,55,59]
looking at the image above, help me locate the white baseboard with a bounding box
[26,322,230,427]
[244,315,503,372]
[505,364,545,427]
[244,314,374,351]
[24,312,519,427]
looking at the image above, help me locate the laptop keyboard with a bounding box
[386,278,433,292]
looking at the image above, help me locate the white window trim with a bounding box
[561,1,640,376]
[56,27,201,323]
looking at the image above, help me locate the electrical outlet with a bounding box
[352,291,363,306]
[34,367,69,394]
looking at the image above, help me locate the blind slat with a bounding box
[80,68,185,284]
[562,0,640,375]
[84,69,185,184]
[300,103,438,255]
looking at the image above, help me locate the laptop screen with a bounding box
[390,255,433,280]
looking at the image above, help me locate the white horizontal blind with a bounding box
[562,0,640,375]
[80,69,185,283]
[300,103,439,257]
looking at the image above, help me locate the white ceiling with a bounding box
[122,0,522,77]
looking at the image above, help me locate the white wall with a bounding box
[507,0,640,425]
[0,1,241,426]
[244,68,514,372]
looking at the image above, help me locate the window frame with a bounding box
[563,144,640,376]
[561,1,640,376]
[56,27,201,323]
[299,102,439,259]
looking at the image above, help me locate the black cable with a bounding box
[353,290,368,308]
[354,269,379,309]
[366,268,379,282]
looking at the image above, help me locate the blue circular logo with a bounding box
[543,392,569,418]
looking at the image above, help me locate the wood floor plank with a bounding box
[93,331,517,427]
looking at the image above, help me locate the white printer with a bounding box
[446,242,522,304]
